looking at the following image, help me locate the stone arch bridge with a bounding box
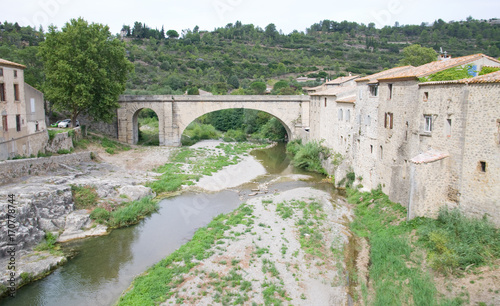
[117,95,310,146]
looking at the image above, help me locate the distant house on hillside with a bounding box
[0,58,47,160]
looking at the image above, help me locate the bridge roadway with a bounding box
[117,95,310,146]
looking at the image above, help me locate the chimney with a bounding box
[438,48,451,61]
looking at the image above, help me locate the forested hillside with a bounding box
[1,17,499,95]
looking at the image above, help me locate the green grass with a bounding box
[347,187,498,305]
[90,135,131,153]
[89,197,159,228]
[148,143,265,194]
[118,203,254,305]
[71,185,100,209]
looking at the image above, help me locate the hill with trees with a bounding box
[1,17,499,96]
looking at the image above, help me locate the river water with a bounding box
[1,143,331,306]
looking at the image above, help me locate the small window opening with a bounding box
[369,85,378,96]
[338,109,343,121]
[388,84,393,100]
[13,70,17,78]
[0,68,3,77]
[384,112,393,129]
[13,84,19,101]
[423,92,428,102]
[446,119,452,137]
[366,115,371,126]
[346,109,350,122]
[16,114,21,132]
[324,98,327,107]
[370,145,373,154]
[35,121,39,132]
[424,115,432,132]
[2,115,7,132]
[405,121,409,140]
[380,146,383,159]
[479,161,486,172]
[0,83,5,101]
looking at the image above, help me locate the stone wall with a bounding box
[78,113,118,139]
[0,130,49,160]
[0,151,92,186]
[45,130,74,153]
[460,84,500,226]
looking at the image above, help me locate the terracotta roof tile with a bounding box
[355,66,413,83]
[310,85,356,96]
[379,54,500,81]
[325,75,359,84]
[411,149,449,164]
[0,58,26,69]
[336,95,356,103]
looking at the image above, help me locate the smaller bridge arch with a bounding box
[117,95,310,146]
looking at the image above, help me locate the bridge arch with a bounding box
[117,95,310,146]
[178,108,292,143]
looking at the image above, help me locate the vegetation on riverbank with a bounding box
[148,142,267,194]
[347,187,500,305]
[286,139,330,175]
[118,202,255,305]
[90,197,159,228]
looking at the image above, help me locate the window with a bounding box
[424,115,432,132]
[366,115,371,126]
[370,145,373,153]
[405,121,409,140]
[0,83,5,101]
[346,109,350,122]
[423,92,429,102]
[380,146,383,160]
[324,98,327,107]
[384,112,393,129]
[30,98,36,113]
[479,161,486,172]
[35,121,39,132]
[446,119,452,137]
[338,109,343,121]
[369,85,378,96]
[2,115,7,132]
[13,84,19,101]
[0,68,3,77]
[388,84,393,100]
[16,115,21,132]
[13,70,17,78]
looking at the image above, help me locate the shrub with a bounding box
[71,185,99,209]
[90,207,111,224]
[287,140,329,175]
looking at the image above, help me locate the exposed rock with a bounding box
[118,185,155,201]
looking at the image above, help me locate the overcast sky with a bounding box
[3,0,500,35]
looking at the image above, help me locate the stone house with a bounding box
[306,53,500,225]
[0,58,47,160]
[409,71,500,224]
[352,66,413,190]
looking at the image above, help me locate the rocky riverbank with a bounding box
[0,145,173,295]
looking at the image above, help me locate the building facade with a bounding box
[308,54,500,225]
[0,58,47,160]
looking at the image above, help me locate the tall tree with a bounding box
[38,18,133,127]
[399,44,437,66]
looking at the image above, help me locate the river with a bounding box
[1,143,332,306]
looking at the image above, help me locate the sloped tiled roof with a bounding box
[0,58,26,69]
[379,54,500,81]
[419,70,500,86]
[355,66,413,84]
[336,95,356,103]
[310,85,356,96]
[325,75,359,85]
[411,149,449,164]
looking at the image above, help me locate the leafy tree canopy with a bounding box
[399,44,437,66]
[38,18,133,126]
